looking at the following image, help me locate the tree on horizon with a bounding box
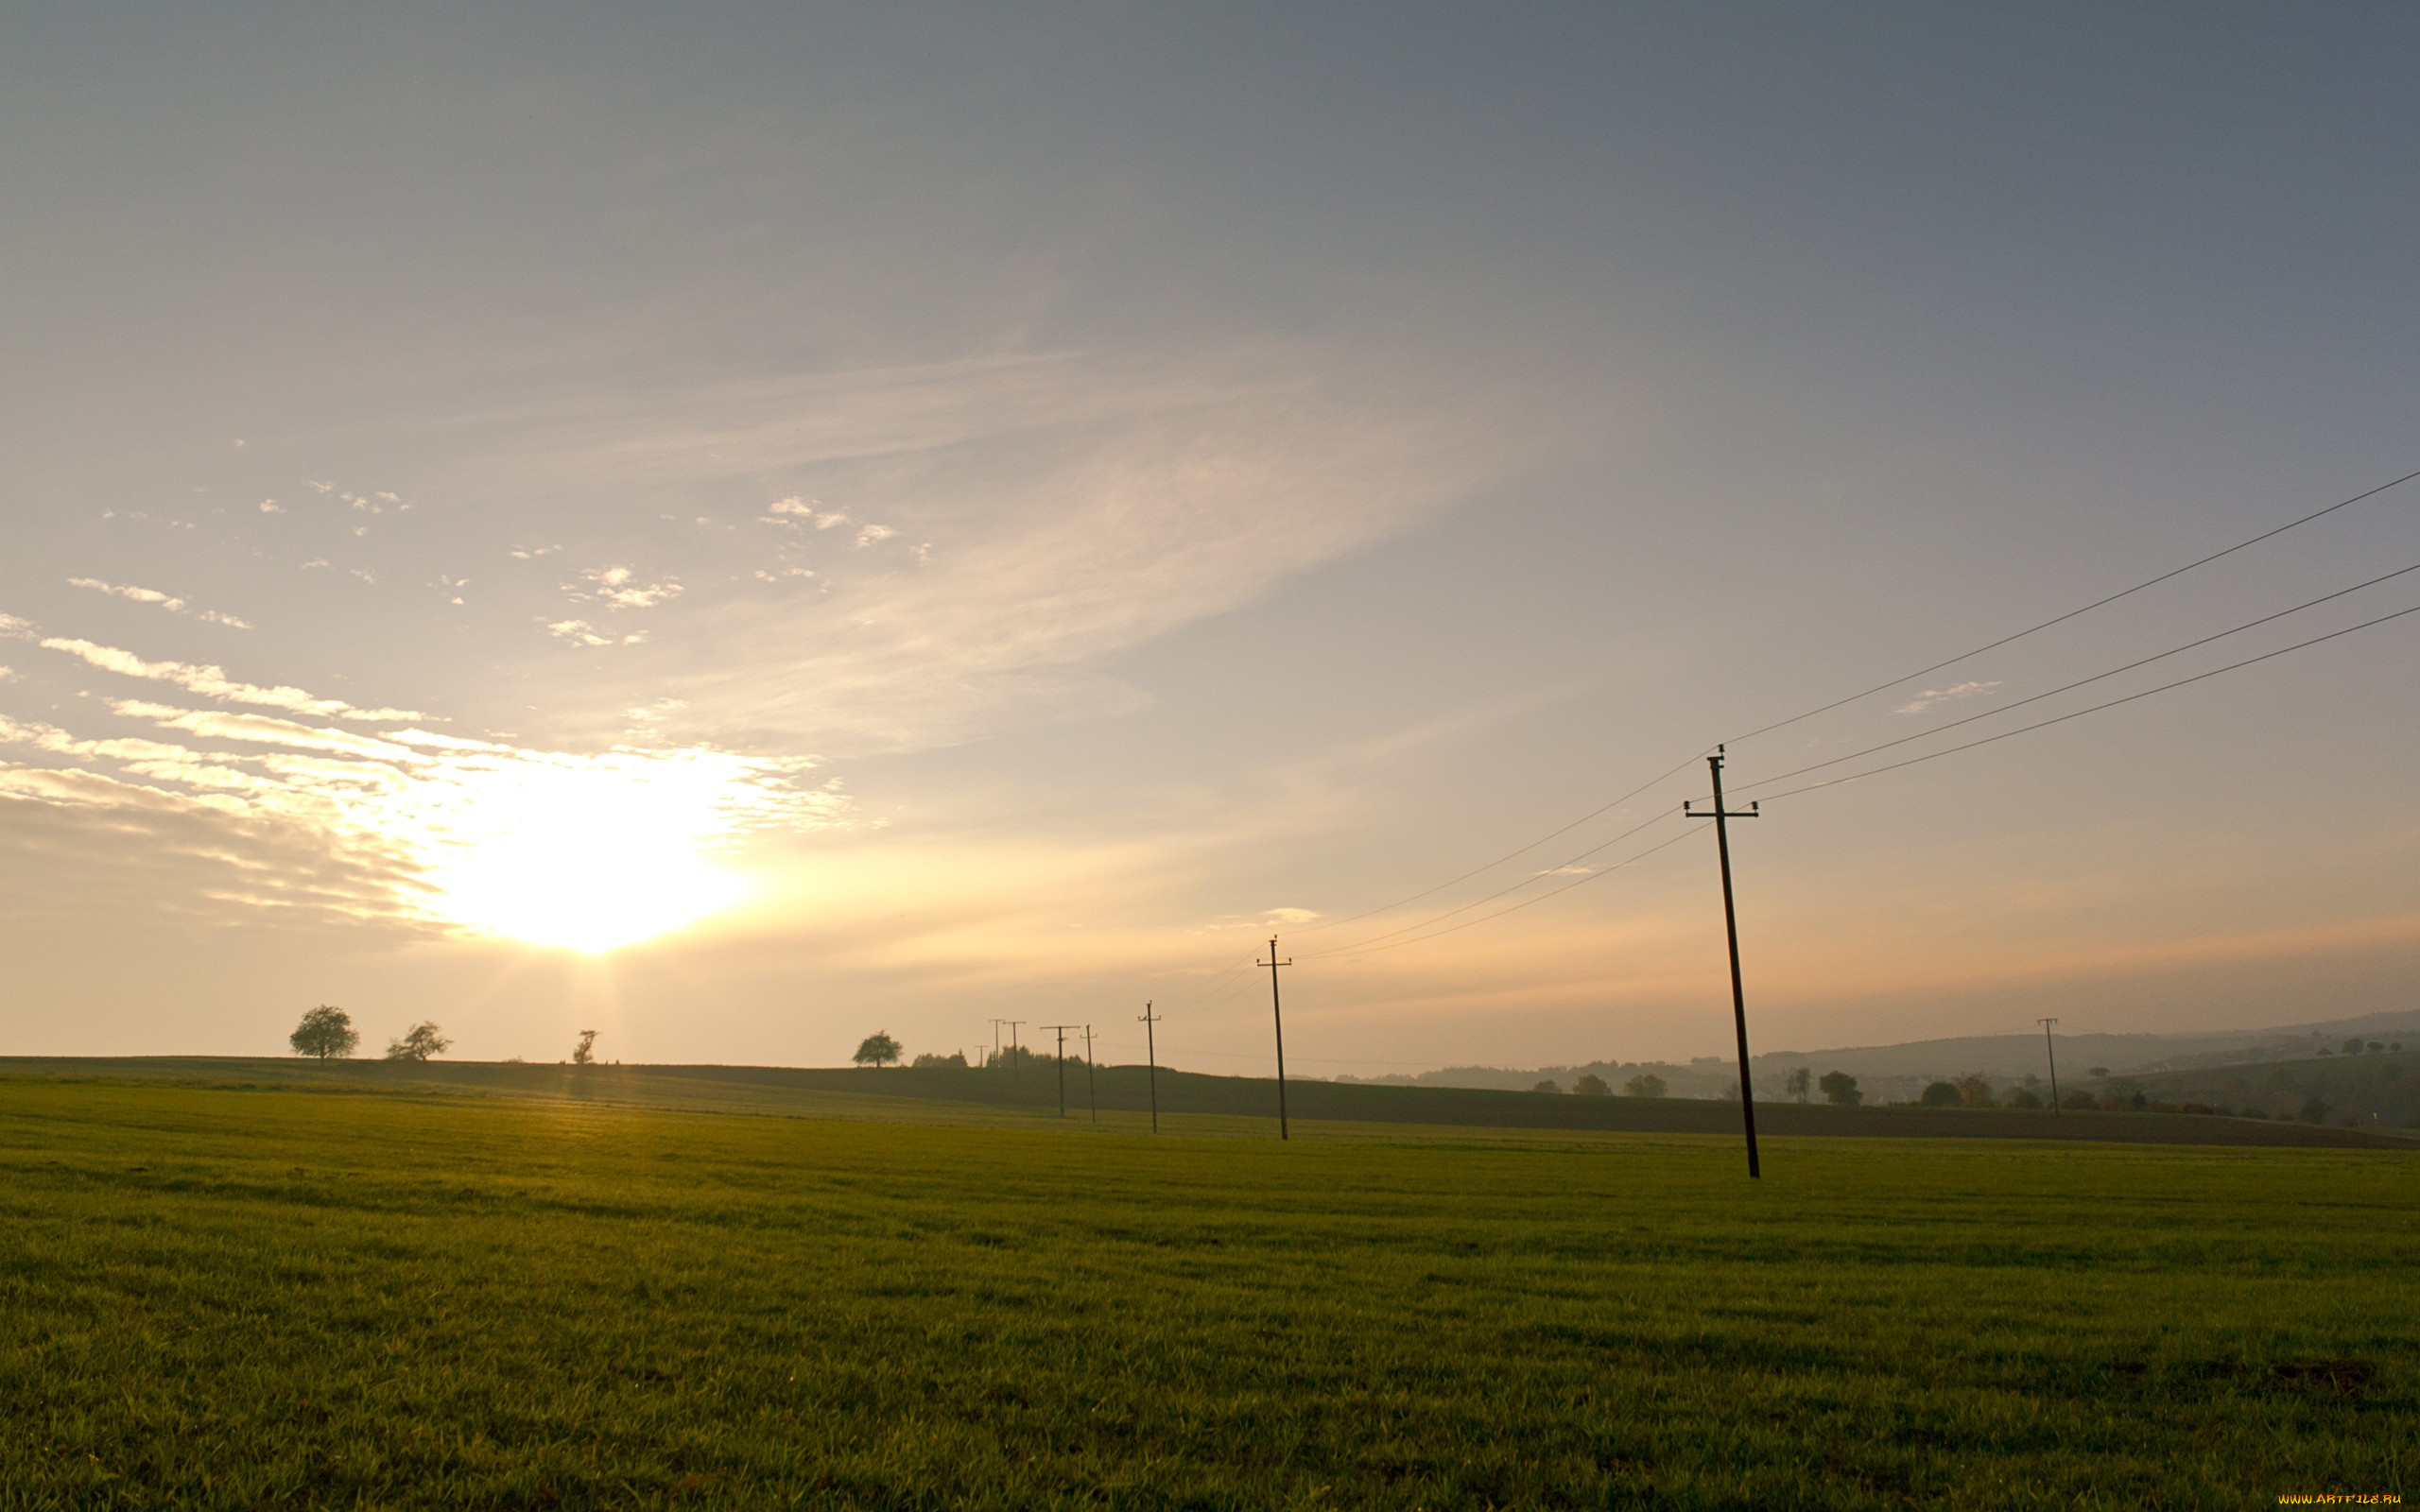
[386,1022,450,1061]
[289,1005,357,1061]
[854,1031,902,1069]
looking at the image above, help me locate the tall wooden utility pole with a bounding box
[1042,1024,1078,1117]
[1258,937,1293,1141]
[1139,1002,1163,1134]
[1684,746,1763,1178]
[2040,1018,2061,1115]
[1081,1024,1098,1125]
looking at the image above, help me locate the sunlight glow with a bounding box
[0,641,838,952]
[409,757,746,952]
[382,746,817,954]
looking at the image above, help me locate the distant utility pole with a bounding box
[1684,746,1763,1179]
[1080,1024,1098,1124]
[1259,937,1293,1141]
[988,1019,1009,1066]
[1042,1024,1078,1117]
[2040,1018,2061,1115]
[1139,1002,1163,1134]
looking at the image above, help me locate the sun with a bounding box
[394,747,774,954]
[427,821,746,954]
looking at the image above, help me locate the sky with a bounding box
[2,2,2416,1074]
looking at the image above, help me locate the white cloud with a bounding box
[545,618,647,647]
[854,524,896,548]
[69,578,185,613]
[107,700,419,760]
[68,577,251,628]
[570,565,682,610]
[0,613,37,641]
[259,500,282,514]
[1264,906,1322,924]
[1896,680,2003,714]
[37,637,424,722]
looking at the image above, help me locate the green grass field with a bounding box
[2,1076,2412,1509]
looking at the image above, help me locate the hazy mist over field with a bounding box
[3,4,2417,1073]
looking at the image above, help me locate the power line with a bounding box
[1226,585,2419,970]
[1724,464,2420,746]
[1296,809,1683,960]
[1154,956,1256,1009]
[1734,558,2420,796]
[1309,827,1698,962]
[1757,598,2420,803]
[1177,467,2420,983]
[1289,751,1709,935]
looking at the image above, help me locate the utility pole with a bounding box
[1259,937,1293,1141]
[1081,1024,1098,1125]
[1684,746,1763,1179]
[1139,1002,1163,1134]
[2040,1018,2061,1115]
[1042,1024,1078,1117]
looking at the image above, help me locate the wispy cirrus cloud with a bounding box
[36,637,424,722]
[1896,680,2002,714]
[67,577,251,628]
[466,345,1575,752]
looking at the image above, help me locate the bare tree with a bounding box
[385,1022,450,1061]
[289,1005,358,1061]
[1784,1067,1812,1102]
[572,1029,598,1066]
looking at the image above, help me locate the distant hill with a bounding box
[1335,1006,2420,1106]
[0,1055,2408,1148]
